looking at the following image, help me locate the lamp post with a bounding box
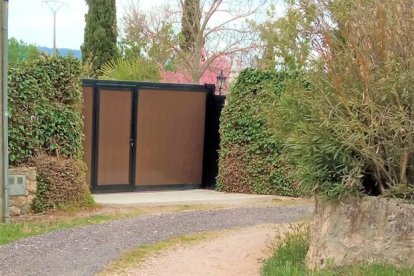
[216,70,227,95]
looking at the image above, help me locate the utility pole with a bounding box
[42,0,66,54]
[0,0,9,223]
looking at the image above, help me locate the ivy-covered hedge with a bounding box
[217,68,301,196]
[8,56,94,212]
[8,56,83,164]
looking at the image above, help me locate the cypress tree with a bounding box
[180,0,201,51]
[81,0,118,77]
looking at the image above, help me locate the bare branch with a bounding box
[121,0,270,82]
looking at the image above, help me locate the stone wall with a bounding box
[8,167,37,216]
[306,196,414,270]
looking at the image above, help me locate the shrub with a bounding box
[217,69,301,196]
[99,57,161,81]
[8,55,95,212]
[30,155,94,213]
[268,0,414,199]
[8,55,84,164]
[268,76,364,199]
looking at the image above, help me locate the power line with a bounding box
[42,0,67,53]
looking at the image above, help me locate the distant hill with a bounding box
[38,46,82,59]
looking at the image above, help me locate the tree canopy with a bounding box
[121,0,269,83]
[8,38,41,67]
[81,0,118,77]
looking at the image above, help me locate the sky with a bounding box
[8,0,155,50]
[8,0,284,50]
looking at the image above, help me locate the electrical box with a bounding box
[8,175,26,196]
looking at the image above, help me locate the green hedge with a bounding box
[8,56,83,164]
[8,55,94,212]
[217,68,301,196]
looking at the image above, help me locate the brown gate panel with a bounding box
[82,87,93,187]
[136,90,207,186]
[97,90,132,186]
[82,79,221,193]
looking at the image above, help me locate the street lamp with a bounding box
[216,70,227,95]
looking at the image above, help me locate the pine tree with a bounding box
[81,0,118,77]
[180,0,201,51]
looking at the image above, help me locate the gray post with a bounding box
[53,10,56,53]
[0,0,2,224]
[0,0,9,223]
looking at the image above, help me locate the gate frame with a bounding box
[82,79,223,193]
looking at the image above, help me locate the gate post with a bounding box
[202,84,225,189]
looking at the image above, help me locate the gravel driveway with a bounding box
[0,205,312,276]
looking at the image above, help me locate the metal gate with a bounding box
[82,80,224,193]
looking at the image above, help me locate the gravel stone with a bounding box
[0,205,312,276]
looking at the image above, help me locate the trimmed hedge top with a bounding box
[8,56,83,164]
[217,68,300,196]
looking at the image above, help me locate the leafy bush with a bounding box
[217,69,301,196]
[8,55,95,212]
[31,175,53,213]
[8,55,84,164]
[99,57,161,81]
[268,75,363,199]
[267,0,414,199]
[30,154,94,213]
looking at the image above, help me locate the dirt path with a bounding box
[121,224,290,276]
[0,205,312,276]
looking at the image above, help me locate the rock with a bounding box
[306,197,414,270]
[10,196,27,208]
[27,194,36,203]
[27,180,37,194]
[20,204,31,215]
[26,168,37,181]
[9,206,21,216]
[7,167,38,216]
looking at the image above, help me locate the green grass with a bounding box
[99,232,213,275]
[0,214,115,245]
[262,226,414,276]
[262,224,309,276]
[0,204,227,245]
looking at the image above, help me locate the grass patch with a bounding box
[262,225,414,276]
[262,224,309,276]
[0,213,116,245]
[99,232,213,275]
[0,204,227,245]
